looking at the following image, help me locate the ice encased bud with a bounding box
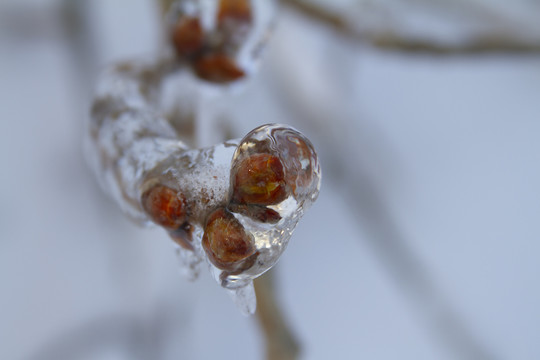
[231,124,321,207]
[167,0,277,84]
[202,207,258,272]
[141,185,188,231]
[207,124,321,290]
[231,153,287,206]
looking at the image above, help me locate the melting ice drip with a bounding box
[87,0,320,315]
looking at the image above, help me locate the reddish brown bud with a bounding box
[217,0,253,25]
[172,17,204,57]
[193,53,245,83]
[202,208,257,271]
[231,153,287,206]
[141,185,187,230]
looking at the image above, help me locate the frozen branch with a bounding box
[281,0,540,55]
[89,0,322,312]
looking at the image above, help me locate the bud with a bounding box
[231,153,287,206]
[141,185,187,231]
[202,208,257,271]
[193,53,246,83]
[172,16,204,57]
[217,0,253,25]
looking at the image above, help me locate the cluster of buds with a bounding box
[88,0,318,314]
[139,125,321,291]
[169,0,258,83]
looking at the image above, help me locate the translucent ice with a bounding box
[206,124,322,291]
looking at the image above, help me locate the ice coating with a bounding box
[86,0,319,315]
[87,62,321,313]
[206,124,321,290]
[87,60,186,223]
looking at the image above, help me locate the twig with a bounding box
[254,271,301,360]
[281,0,540,55]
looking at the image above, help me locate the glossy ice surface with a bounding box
[217,124,321,290]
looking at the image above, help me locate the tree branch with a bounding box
[281,0,540,55]
[254,271,300,360]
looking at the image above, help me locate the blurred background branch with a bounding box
[281,0,540,54]
[255,272,301,360]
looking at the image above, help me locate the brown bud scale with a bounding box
[231,153,287,206]
[228,203,281,224]
[202,208,257,271]
[141,185,187,230]
[217,0,253,25]
[193,53,246,84]
[172,17,204,57]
